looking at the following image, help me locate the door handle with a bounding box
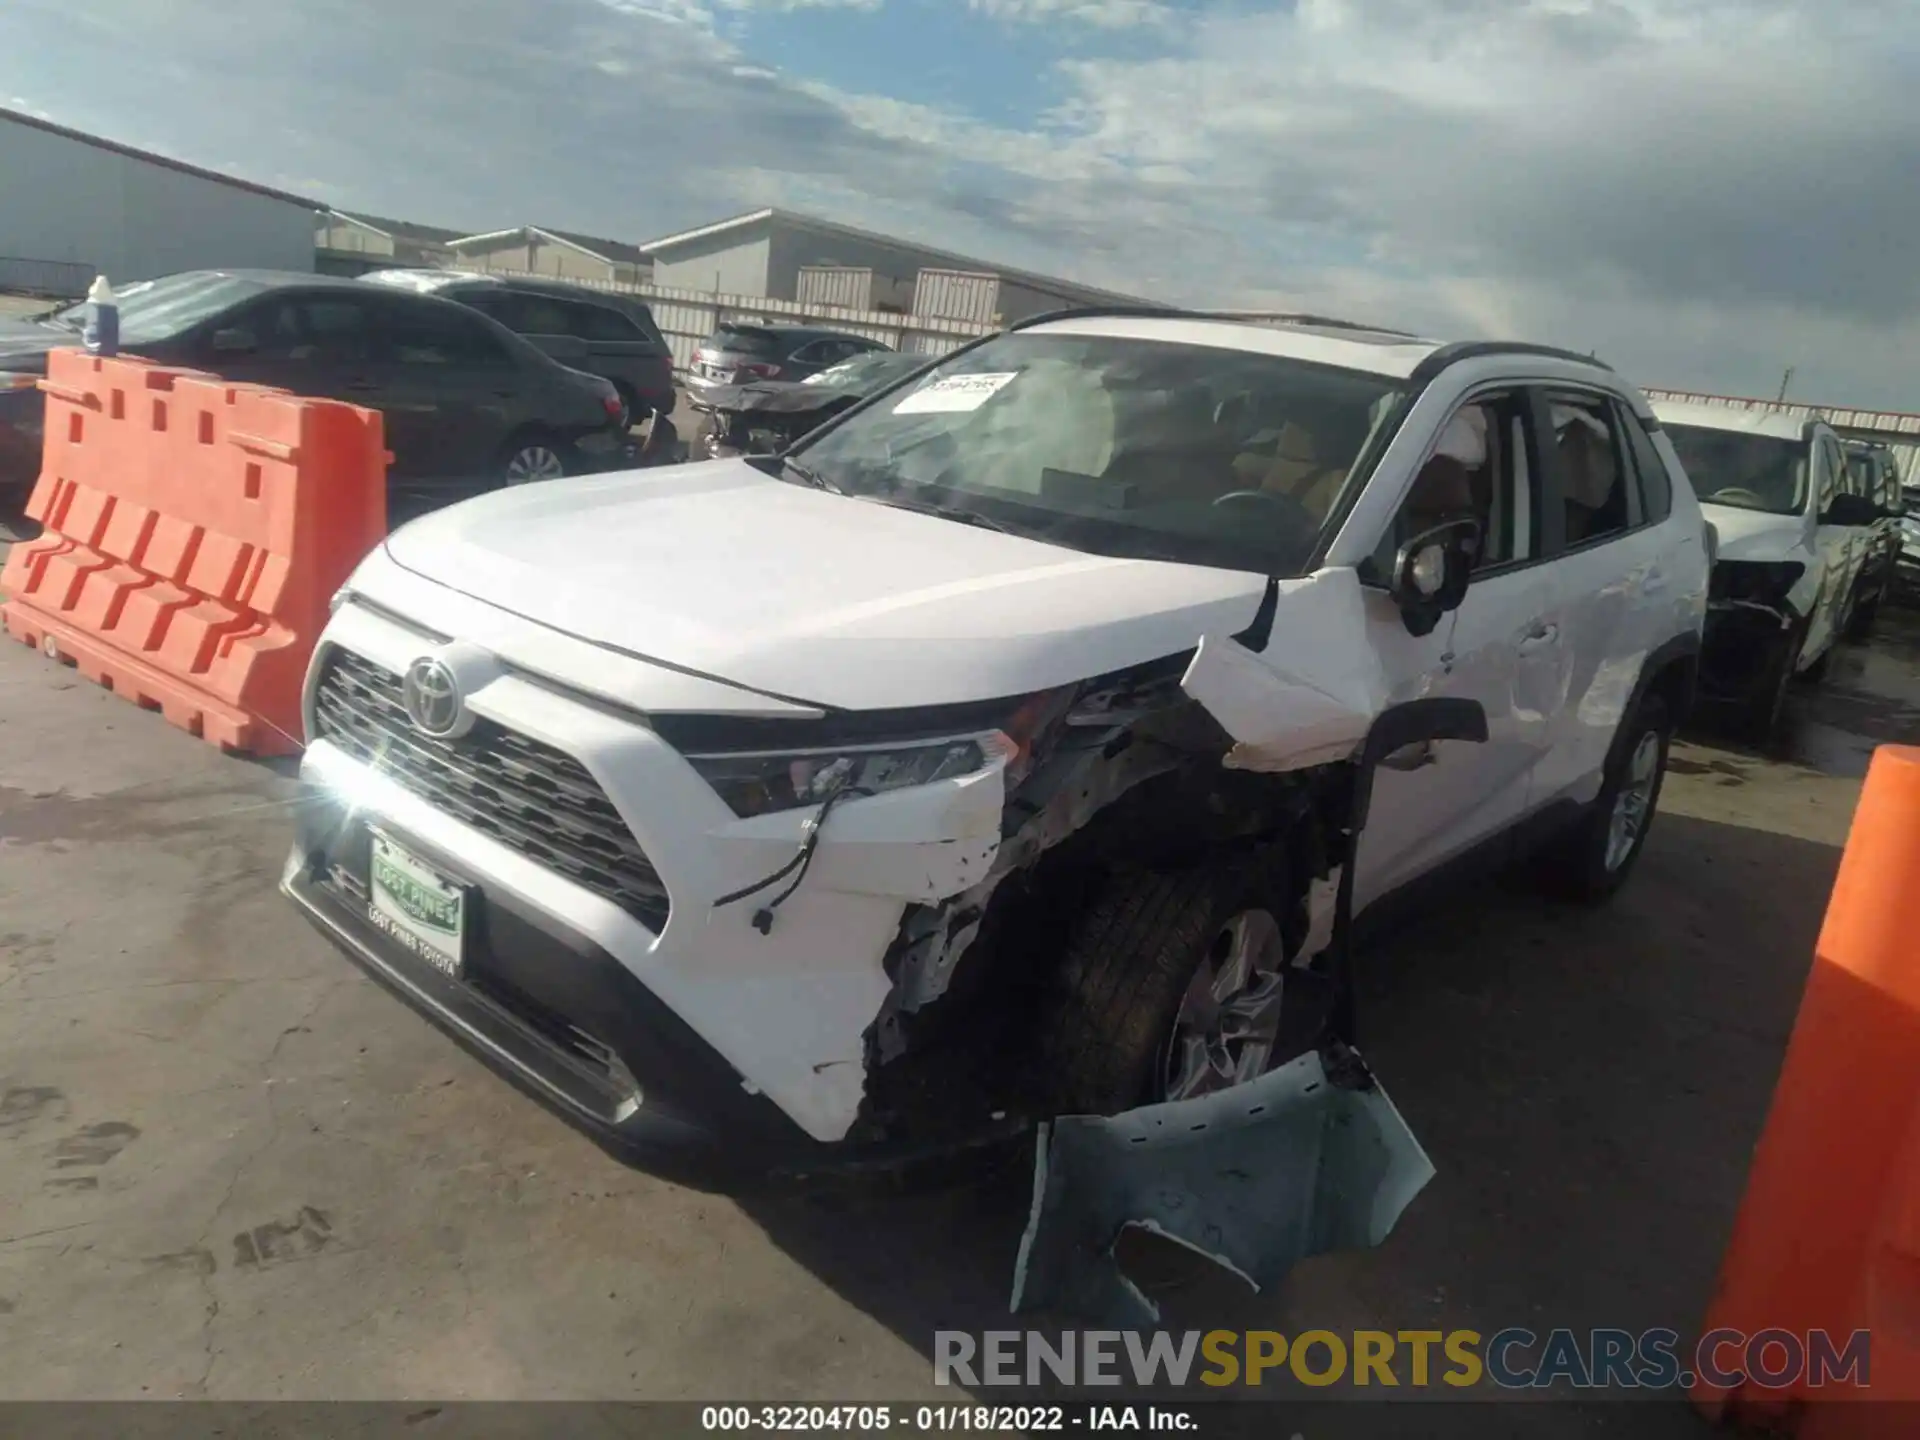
[1518,622,1559,654]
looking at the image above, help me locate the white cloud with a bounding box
[4,0,1914,407]
[967,0,1171,28]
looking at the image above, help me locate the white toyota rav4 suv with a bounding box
[284,311,1710,1182]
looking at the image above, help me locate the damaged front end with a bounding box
[691,383,859,460]
[769,565,1484,1315]
[1699,561,1807,707]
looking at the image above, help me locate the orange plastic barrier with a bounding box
[0,348,386,755]
[1693,745,1920,1435]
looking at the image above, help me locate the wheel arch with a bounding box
[1627,630,1702,731]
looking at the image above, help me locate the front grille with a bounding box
[312,647,670,931]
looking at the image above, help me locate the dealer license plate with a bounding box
[368,832,466,978]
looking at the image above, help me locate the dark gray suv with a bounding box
[361,270,678,424]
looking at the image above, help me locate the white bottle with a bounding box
[82,275,119,356]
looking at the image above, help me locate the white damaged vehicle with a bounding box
[1654,402,1885,739]
[284,311,1710,1182]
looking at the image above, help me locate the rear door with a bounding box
[1524,388,1684,808]
[191,289,392,426]
[1353,386,1563,910]
[369,294,527,491]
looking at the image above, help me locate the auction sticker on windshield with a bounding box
[892,372,1017,414]
[368,831,466,978]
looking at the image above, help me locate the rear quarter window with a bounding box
[710,326,779,357]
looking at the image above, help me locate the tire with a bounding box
[498,432,567,486]
[1737,643,1795,745]
[1540,694,1672,905]
[1037,851,1324,1117]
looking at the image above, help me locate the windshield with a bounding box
[52,272,265,345]
[1664,422,1808,516]
[803,352,920,390]
[788,331,1405,575]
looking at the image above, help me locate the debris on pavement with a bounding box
[1008,1040,1434,1326]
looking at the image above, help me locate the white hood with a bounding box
[382,460,1270,711]
[1701,502,1811,564]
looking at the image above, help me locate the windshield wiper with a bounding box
[779,456,842,493]
[876,497,1017,535]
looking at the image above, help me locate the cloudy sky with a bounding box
[3,0,1915,408]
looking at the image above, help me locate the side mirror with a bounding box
[1390,518,1480,637]
[1822,492,1882,528]
[210,327,256,355]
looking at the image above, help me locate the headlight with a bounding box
[1710,560,1804,605]
[0,371,41,394]
[687,733,1008,818]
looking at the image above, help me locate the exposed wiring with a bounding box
[711,785,874,935]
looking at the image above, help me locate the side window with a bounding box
[1617,403,1673,524]
[383,300,512,368]
[503,293,576,336]
[579,304,641,342]
[219,298,306,360]
[789,340,831,365]
[1546,394,1633,547]
[291,299,378,364]
[1376,392,1534,578]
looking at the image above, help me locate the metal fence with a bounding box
[0,256,92,299]
[557,275,997,371]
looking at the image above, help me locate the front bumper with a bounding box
[1698,599,1801,707]
[282,806,828,1185]
[281,598,1014,1180]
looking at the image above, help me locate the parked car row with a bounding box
[0,267,688,521]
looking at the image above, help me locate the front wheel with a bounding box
[500,435,568,486]
[1037,853,1326,1116]
[1540,694,1672,904]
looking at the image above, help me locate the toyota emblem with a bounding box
[402,657,465,738]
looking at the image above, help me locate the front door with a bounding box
[1353,389,1565,911]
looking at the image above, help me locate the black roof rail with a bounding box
[1008,304,1424,341]
[1188,310,1425,340]
[1409,340,1614,384]
[1006,304,1199,331]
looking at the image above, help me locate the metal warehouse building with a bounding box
[446,225,649,287]
[640,207,1145,324]
[0,106,317,296]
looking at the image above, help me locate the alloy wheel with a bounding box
[1162,908,1289,1101]
[1605,729,1662,872]
[504,444,566,484]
